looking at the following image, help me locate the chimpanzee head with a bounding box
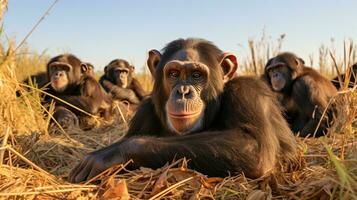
[104,59,134,88]
[147,38,238,134]
[47,54,89,92]
[264,52,304,92]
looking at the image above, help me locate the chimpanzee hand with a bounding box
[68,146,125,183]
[112,87,140,104]
[52,106,79,131]
[58,112,79,129]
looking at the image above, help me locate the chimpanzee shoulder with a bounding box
[215,76,276,127]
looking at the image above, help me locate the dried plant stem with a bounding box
[0,127,10,165]
[15,0,59,52]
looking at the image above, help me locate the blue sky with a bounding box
[4,0,357,72]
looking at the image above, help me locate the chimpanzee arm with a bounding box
[55,96,93,115]
[99,77,115,93]
[56,77,107,115]
[68,129,261,183]
[111,87,141,105]
[99,77,140,104]
[292,77,333,137]
[130,78,147,100]
[68,78,290,183]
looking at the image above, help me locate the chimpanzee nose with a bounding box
[178,85,191,99]
[55,71,63,77]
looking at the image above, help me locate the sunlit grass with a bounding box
[0,2,356,198]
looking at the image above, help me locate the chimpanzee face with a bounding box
[105,60,133,88]
[267,65,291,92]
[162,49,208,134]
[113,65,130,88]
[49,63,71,92]
[147,47,238,134]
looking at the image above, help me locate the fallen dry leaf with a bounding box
[102,177,130,200]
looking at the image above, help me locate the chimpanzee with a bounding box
[20,61,95,94]
[331,63,357,89]
[44,54,113,130]
[264,52,337,137]
[68,38,297,183]
[99,59,146,106]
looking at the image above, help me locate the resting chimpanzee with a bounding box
[20,62,95,90]
[68,38,297,183]
[44,54,112,130]
[264,52,337,137]
[99,59,146,106]
[331,63,357,89]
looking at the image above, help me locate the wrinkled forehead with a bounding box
[275,55,297,65]
[48,61,72,69]
[109,61,128,69]
[168,48,200,63]
[164,49,210,72]
[267,56,296,71]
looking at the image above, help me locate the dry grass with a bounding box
[1,4,357,199]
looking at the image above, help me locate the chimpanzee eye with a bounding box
[168,70,179,78]
[192,71,202,79]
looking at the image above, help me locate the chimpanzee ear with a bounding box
[104,66,108,74]
[147,49,161,79]
[265,58,273,69]
[80,63,88,74]
[220,53,238,83]
[296,57,305,66]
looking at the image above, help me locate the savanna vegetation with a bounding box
[0,2,356,199]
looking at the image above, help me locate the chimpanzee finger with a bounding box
[86,165,103,182]
[68,157,90,183]
[73,159,95,183]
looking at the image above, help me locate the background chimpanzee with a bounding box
[69,38,297,183]
[99,59,146,106]
[264,52,337,137]
[331,63,357,89]
[44,54,112,130]
[20,61,95,91]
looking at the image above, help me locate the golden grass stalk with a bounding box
[0,9,356,198]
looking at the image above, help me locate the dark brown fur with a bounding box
[45,54,113,130]
[99,59,146,106]
[20,62,95,91]
[264,52,337,137]
[69,38,297,183]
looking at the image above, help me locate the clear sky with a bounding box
[4,0,357,72]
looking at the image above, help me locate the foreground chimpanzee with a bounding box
[331,63,357,89]
[99,59,146,106]
[69,38,297,183]
[43,54,112,130]
[264,52,337,137]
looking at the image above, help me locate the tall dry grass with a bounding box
[239,32,285,75]
[0,3,356,198]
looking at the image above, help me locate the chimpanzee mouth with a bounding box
[51,81,67,92]
[168,111,202,119]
